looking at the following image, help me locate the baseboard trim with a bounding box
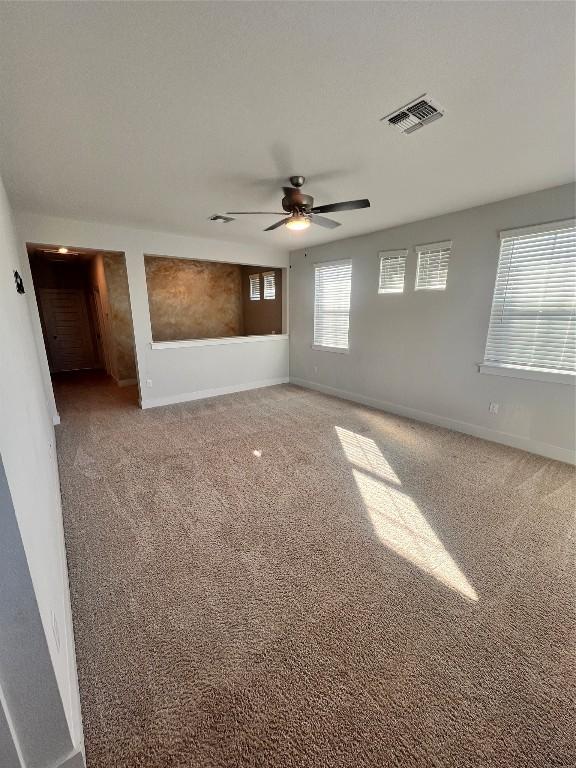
[140,377,290,409]
[57,750,86,768]
[290,377,575,465]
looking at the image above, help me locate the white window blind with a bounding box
[415,241,451,290]
[483,219,576,375]
[263,271,276,300]
[378,250,407,294]
[314,260,352,350]
[249,274,261,301]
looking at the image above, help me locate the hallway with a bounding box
[55,378,575,768]
[53,371,139,418]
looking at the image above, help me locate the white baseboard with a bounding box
[57,750,85,768]
[140,377,289,409]
[290,377,575,465]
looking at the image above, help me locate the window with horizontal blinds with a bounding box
[249,273,260,301]
[314,260,352,350]
[378,250,407,294]
[415,241,451,290]
[483,219,576,375]
[263,271,275,300]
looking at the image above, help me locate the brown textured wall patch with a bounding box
[145,256,244,342]
[103,254,137,380]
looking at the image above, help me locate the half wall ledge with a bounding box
[150,334,289,350]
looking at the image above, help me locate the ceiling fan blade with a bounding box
[311,199,370,214]
[310,214,341,229]
[264,217,291,231]
[226,211,285,215]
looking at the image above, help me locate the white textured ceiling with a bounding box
[0,1,574,250]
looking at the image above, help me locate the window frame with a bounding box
[249,273,261,301]
[414,240,452,291]
[262,270,276,300]
[312,258,353,353]
[479,218,576,385]
[378,249,407,294]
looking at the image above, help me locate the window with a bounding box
[314,260,352,351]
[482,219,576,379]
[378,250,407,294]
[249,273,260,301]
[263,271,276,300]
[415,241,451,290]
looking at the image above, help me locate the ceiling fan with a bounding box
[227,176,370,232]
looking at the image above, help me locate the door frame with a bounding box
[24,245,139,421]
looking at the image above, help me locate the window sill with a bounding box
[151,334,288,350]
[414,286,447,292]
[312,344,349,354]
[478,363,575,385]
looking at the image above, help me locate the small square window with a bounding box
[415,241,451,290]
[249,274,261,301]
[378,250,407,294]
[263,271,275,300]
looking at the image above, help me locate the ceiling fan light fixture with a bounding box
[285,214,311,231]
[230,176,369,232]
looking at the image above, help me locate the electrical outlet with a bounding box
[146,379,153,388]
[489,402,499,414]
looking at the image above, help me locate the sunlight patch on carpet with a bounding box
[335,426,400,485]
[336,427,478,602]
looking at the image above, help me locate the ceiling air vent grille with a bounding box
[382,95,444,135]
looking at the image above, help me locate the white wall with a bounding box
[144,336,289,408]
[290,183,576,463]
[0,176,83,764]
[16,212,290,415]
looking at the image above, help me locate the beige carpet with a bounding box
[54,373,575,768]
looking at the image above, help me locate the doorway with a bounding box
[39,287,98,372]
[27,244,138,410]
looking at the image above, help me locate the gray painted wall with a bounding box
[0,699,21,768]
[289,184,576,462]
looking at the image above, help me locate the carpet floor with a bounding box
[54,373,575,768]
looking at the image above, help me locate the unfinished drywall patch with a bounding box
[145,256,244,341]
[102,254,137,380]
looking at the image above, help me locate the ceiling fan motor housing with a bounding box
[282,190,314,213]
